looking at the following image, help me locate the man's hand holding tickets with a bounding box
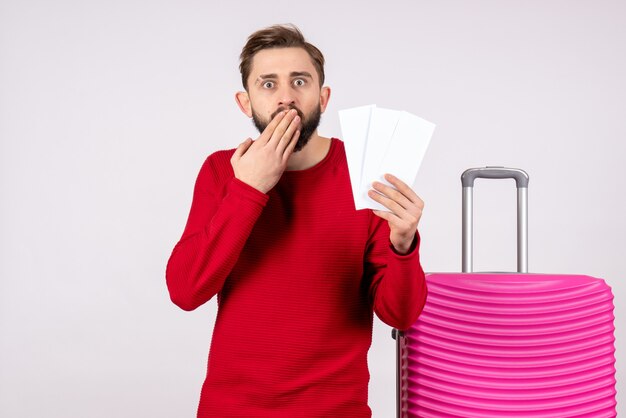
[368,173,424,255]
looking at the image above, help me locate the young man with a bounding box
[166,24,427,417]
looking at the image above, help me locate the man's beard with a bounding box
[252,105,322,152]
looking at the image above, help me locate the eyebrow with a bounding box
[289,71,313,79]
[255,71,314,84]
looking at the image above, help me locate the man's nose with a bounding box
[277,84,296,107]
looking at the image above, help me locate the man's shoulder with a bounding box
[207,147,237,163]
[329,137,347,164]
[202,147,237,169]
[196,147,237,185]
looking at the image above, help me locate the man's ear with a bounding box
[319,86,331,113]
[235,91,252,117]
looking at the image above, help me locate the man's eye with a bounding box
[293,79,306,87]
[263,81,274,89]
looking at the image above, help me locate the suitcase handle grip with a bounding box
[461,167,529,273]
[461,166,529,188]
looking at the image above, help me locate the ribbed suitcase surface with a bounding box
[398,273,616,417]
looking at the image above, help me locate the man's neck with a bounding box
[286,133,331,171]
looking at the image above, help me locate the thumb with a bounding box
[232,138,253,161]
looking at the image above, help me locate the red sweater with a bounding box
[166,138,427,417]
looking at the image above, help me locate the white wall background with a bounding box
[1,1,624,416]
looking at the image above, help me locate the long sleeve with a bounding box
[165,153,268,311]
[365,211,428,331]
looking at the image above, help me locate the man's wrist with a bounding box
[234,175,269,194]
[391,235,418,255]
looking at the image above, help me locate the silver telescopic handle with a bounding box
[461,167,529,273]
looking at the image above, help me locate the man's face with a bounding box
[237,47,330,152]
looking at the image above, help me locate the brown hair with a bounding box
[239,24,325,91]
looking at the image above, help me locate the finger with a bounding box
[282,129,300,161]
[383,174,421,205]
[368,189,407,216]
[372,208,414,234]
[276,114,301,154]
[372,209,408,232]
[372,209,394,223]
[371,188,422,235]
[371,181,412,211]
[258,110,288,144]
[231,138,253,161]
[268,109,298,147]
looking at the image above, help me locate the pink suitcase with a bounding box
[394,167,616,417]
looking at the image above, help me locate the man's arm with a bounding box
[365,174,428,330]
[165,161,268,311]
[365,217,427,330]
[165,110,301,311]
